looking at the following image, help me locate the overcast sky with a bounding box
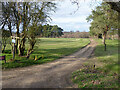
[49,0,102,32]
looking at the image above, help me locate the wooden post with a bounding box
[11,36,20,59]
[11,36,16,60]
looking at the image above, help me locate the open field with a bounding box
[1,38,90,69]
[72,39,119,88]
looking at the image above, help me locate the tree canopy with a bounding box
[86,2,118,38]
[0,2,57,57]
[87,2,119,51]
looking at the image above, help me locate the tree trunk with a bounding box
[15,2,22,55]
[2,45,6,53]
[26,44,34,59]
[102,25,108,51]
[2,38,7,53]
[18,36,26,56]
[118,13,120,40]
[15,23,20,54]
[18,3,28,56]
[9,41,13,54]
[118,29,120,40]
[1,21,6,29]
[18,39,21,55]
[103,34,106,51]
[26,49,33,59]
[8,21,12,36]
[26,37,36,58]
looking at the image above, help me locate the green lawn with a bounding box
[1,38,90,69]
[72,39,119,88]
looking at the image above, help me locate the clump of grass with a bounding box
[72,64,119,88]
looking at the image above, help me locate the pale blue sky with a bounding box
[0,0,102,32]
[49,0,102,32]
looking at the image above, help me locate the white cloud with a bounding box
[49,0,102,32]
[52,16,87,24]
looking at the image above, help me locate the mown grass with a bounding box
[1,38,90,69]
[72,39,119,88]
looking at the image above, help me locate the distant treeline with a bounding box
[61,31,89,38]
[35,24,64,38]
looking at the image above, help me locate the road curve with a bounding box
[2,39,97,88]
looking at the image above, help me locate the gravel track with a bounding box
[2,39,97,88]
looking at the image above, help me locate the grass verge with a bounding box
[72,39,119,88]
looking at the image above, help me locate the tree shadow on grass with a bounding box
[3,50,11,54]
[32,46,82,57]
[2,46,84,69]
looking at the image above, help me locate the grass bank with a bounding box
[72,39,119,88]
[1,38,90,69]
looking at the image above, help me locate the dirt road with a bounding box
[2,39,97,88]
